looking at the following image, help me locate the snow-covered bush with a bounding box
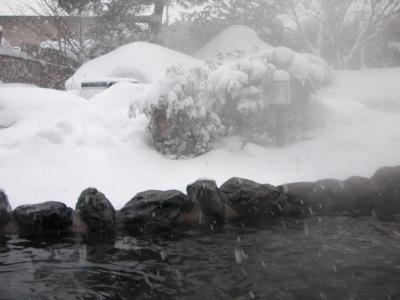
[256,47,332,89]
[132,47,332,158]
[207,58,277,144]
[132,66,226,158]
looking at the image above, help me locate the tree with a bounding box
[184,0,290,45]
[91,0,209,45]
[13,0,96,66]
[13,0,208,64]
[160,0,291,55]
[290,0,400,69]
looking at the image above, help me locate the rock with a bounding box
[371,166,400,216]
[76,188,116,234]
[342,176,380,215]
[312,179,354,214]
[0,190,12,229]
[278,182,317,216]
[286,179,364,216]
[13,201,73,234]
[187,180,225,227]
[219,178,289,218]
[120,190,193,234]
[372,166,400,190]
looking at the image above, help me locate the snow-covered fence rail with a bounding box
[0,52,74,89]
[1,165,399,237]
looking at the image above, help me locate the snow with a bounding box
[193,25,330,86]
[273,70,290,81]
[332,68,400,112]
[40,40,79,61]
[194,25,272,60]
[66,42,204,90]
[258,47,331,85]
[1,68,400,210]
[0,26,398,209]
[0,37,31,59]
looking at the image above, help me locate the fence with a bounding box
[0,51,74,89]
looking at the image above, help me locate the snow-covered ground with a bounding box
[1,67,400,209]
[333,68,400,112]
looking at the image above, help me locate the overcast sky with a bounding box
[0,0,17,15]
[0,0,44,15]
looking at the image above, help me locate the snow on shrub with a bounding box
[207,58,277,143]
[131,47,332,158]
[256,47,332,88]
[131,66,226,158]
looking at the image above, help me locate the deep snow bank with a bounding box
[66,42,204,90]
[333,68,400,112]
[1,69,400,209]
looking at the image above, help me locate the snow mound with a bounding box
[194,25,272,60]
[66,42,204,90]
[333,68,400,112]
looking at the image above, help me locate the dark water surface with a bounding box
[1,216,400,300]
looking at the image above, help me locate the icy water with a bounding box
[1,216,400,300]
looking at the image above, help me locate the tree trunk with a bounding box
[129,0,166,44]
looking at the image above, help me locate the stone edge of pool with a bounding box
[0,165,399,237]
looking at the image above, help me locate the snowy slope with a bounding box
[1,69,400,209]
[194,25,272,60]
[66,42,204,90]
[332,68,400,112]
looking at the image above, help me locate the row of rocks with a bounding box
[0,165,399,236]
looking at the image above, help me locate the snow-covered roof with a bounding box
[0,37,31,59]
[194,25,272,60]
[66,42,204,90]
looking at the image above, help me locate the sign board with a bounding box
[269,70,291,105]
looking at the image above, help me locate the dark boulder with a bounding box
[312,179,355,214]
[13,201,73,234]
[120,190,193,234]
[220,178,289,218]
[371,166,400,216]
[280,179,356,216]
[301,178,367,215]
[187,180,225,227]
[278,182,317,216]
[372,166,400,190]
[342,176,380,215]
[0,190,12,229]
[76,188,116,234]
[282,177,381,217]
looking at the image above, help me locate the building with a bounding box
[0,16,82,89]
[0,16,59,47]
